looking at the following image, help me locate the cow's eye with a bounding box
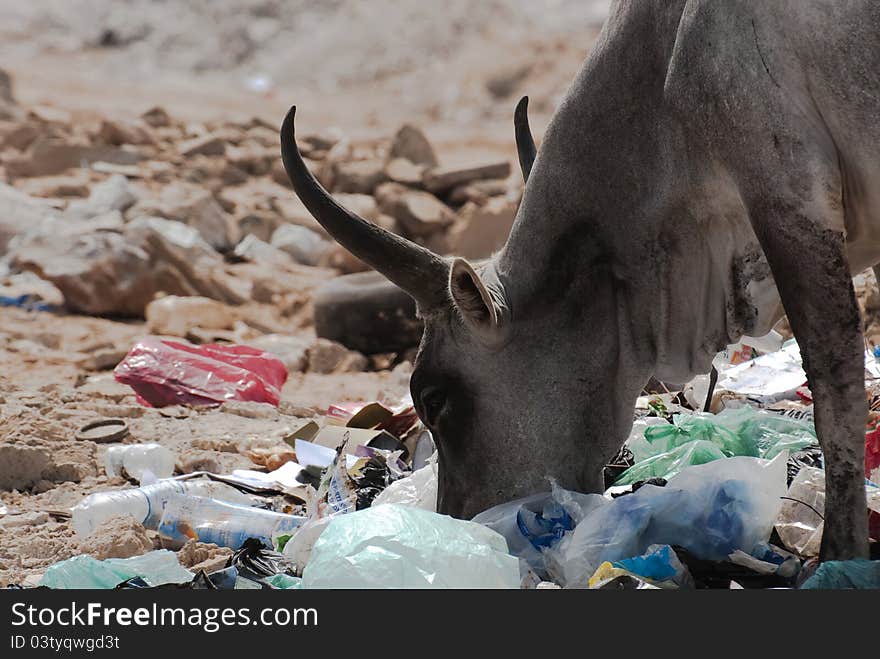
[419,386,446,427]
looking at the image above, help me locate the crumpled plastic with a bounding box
[371,452,438,511]
[774,466,880,557]
[551,454,787,588]
[39,550,193,589]
[588,544,692,589]
[617,406,817,485]
[301,504,521,588]
[800,559,880,589]
[114,337,288,408]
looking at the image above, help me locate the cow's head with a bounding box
[281,100,649,518]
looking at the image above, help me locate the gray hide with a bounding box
[282,0,878,560]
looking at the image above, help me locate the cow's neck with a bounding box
[497,0,781,383]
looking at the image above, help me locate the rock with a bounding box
[234,234,299,269]
[332,159,388,194]
[485,63,533,99]
[28,105,72,125]
[76,348,129,371]
[333,193,380,221]
[219,179,291,214]
[6,138,144,178]
[0,182,61,255]
[129,182,237,251]
[270,224,331,266]
[245,334,310,372]
[1,122,40,151]
[300,131,341,153]
[227,142,275,176]
[78,516,153,560]
[179,134,226,157]
[0,439,96,490]
[447,197,517,259]
[0,68,15,106]
[145,295,237,337]
[321,244,369,274]
[375,182,455,237]
[96,119,155,146]
[176,540,232,572]
[15,173,92,198]
[448,179,510,206]
[389,124,438,167]
[385,157,426,186]
[220,400,279,420]
[9,216,245,316]
[179,452,221,475]
[0,511,49,530]
[65,175,139,219]
[313,271,423,354]
[91,161,146,178]
[306,338,368,374]
[141,106,172,128]
[236,210,281,242]
[423,161,512,194]
[272,195,328,237]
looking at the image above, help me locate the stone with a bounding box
[179,452,221,475]
[306,338,368,374]
[0,511,49,530]
[176,540,233,572]
[385,157,425,186]
[333,193,379,221]
[375,182,455,237]
[321,244,369,274]
[270,224,331,266]
[179,134,226,157]
[0,439,96,490]
[145,295,237,337]
[5,138,145,178]
[15,173,91,199]
[96,119,155,146]
[485,63,533,99]
[1,122,40,151]
[245,334,310,372]
[0,67,15,105]
[78,516,153,560]
[389,124,438,167]
[300,131,341,152]
[28,105,71,125]
[128,182,237,251]
[9,216,245,316]
[220,400,279,420]
[272,195,328,237]
[65,174,139,219]
[423,161,512,193]
[141,106,172,128]
[236,210,281,242]
[0,182,61,255]
[91,161,146,178]
[227,141,275,176]
[76,348,129,371]
[234,234,298,269]
[447,197,517,259]
[332,159,387,194]
[448,179,509,206]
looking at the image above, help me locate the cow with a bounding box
[281,0,879,561]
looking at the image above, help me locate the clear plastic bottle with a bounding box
[104,443,176,483]
[158,495,306,550]
[71,480,256,537]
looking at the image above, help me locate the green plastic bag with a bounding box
[39,551,193,589]
[618,407,817,485]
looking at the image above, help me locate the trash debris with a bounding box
[104,443,176,483]
[301,504,521,588]
[157,495,305,550]
[799,559,880,589]
[40,550,193,589]
[71,479,255,537]
[114,338,288,408]
[552,454,787,587]
[588,544,693,589]
[74,418,129,443]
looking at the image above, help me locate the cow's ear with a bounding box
[448,258,505,335]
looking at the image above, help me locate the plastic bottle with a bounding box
[104,443,176,483]
[158,496,305,550]
[71,480,256,537]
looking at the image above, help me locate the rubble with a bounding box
[422,160,512,193]
[375,182,455,237]
[388,124,438,167]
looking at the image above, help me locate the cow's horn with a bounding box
[514,96,536,182]
[280,106,450,310]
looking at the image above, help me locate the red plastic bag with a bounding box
[114,338,288,408]
[866,426,880,482]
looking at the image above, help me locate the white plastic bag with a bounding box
[371,453,438,510]
[301,504,520,588]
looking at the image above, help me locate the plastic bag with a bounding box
[618,406,817,485]
[775,467,880,556]
[588,544,692,588]
[800,559,880,589]
[301,504,520,588]
[472,482,606,579]
[371,453,438,511]
[40,550,193,589]
[552,454,787,588]
[114,337,288,408]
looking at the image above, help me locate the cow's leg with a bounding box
[743,189,868,560]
